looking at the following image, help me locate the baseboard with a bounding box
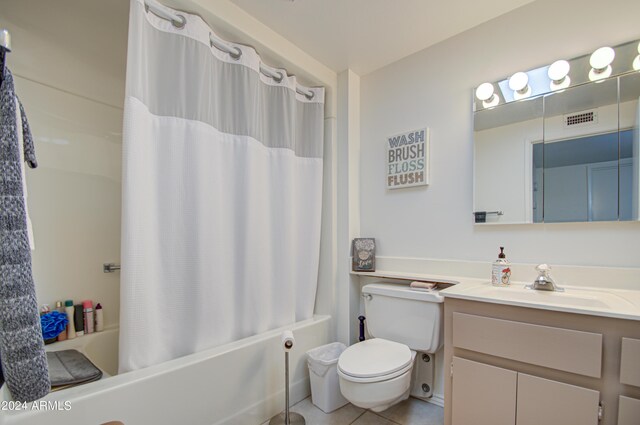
[214,377,310,425]
[426,394,445,408]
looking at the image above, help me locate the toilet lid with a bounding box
[338,338,412,379]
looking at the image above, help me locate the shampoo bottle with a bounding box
[56,301,67,341]
[491,247,511,286]
[74,304,85,336]
[65,300,76,339]
[95,303,104,332]
[83,301,94,334]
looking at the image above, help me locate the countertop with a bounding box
[440,277,640,321]
[353,269,640,321]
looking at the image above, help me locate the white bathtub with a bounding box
[0,315,332,425]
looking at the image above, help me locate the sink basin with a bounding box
[459,285,637,311]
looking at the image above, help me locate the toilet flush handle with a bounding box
[362,294,372,301]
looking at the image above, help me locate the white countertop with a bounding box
[353,269,640,321]
[440,277,640,321]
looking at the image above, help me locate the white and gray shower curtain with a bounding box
[119,0,324,372]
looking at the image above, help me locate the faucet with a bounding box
[526,264,564,292]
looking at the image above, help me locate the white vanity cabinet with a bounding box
[444,298,640,425]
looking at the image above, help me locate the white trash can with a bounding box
[306,342,349,413]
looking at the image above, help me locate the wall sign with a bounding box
[351,238,376,272]
[386,128,429,189]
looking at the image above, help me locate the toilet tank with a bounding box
[363,283,444,353]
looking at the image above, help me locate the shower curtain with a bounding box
[119,0,325,372]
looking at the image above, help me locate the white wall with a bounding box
[17,76,123,328]
[0,0,128,328]
[360,0,640,268]
[336,70,364,345]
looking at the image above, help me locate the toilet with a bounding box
[337,283,444,412]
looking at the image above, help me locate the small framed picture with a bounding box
[352,238,376,272]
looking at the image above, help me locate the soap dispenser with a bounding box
[491,247,511,286]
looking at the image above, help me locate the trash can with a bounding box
[306,342,349,413]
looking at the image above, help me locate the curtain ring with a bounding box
[305,91,315,101]
[210,34,243,60]
[273,72,284,84]
[171,14,187,29]
[229,47,242,60]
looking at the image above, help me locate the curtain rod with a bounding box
[144,0,315,100]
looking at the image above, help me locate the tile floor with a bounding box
[262,396,443,425]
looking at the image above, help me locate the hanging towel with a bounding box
[15,97,35,250]
[0,67,50,401]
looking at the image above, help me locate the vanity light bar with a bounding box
[474,39,640,111]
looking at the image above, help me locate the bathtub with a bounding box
[0,315,332,425]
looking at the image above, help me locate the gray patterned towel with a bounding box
[0,67,50,401]
[47,350,102,389]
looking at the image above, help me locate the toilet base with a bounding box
[410,351,435,400]
[338,363,413,413]
[368,388,410,412]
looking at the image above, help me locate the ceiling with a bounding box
[227,0,535,75]
[0,0,537,95]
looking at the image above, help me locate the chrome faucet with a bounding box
[526,264,564,292]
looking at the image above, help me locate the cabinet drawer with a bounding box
[618,396,640,425]
[621,338,640,387]
[516,373,600,425]
[452,312,602,377]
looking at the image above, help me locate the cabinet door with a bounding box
[618,396,640,425]
[516,373,599,425]
[452,357,517,425]
[621,337,640,387]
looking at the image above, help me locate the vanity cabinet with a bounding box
[451,357,599,425]
[444,298,640,425]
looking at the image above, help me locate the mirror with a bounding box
[473,40,640,224]
[474,98,543,224]
[541,78,620,222]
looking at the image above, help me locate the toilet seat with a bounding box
[338,338,414,383]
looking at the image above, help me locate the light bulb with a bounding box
[476,83,499,107]
[509,72,528,91]
[590,46,615,70]
[589,65,612,81]
[548,60,570,82]
[509,72,531,99]
[475,83,495,101]
[483,96,500,108]
[550,75,571,91]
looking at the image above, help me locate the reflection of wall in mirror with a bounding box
[543,101,636,223]
[474,117,542,224]
[544,100,636,142]
[634,97,640,221]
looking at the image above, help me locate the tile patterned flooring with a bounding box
[262,396,443,425]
